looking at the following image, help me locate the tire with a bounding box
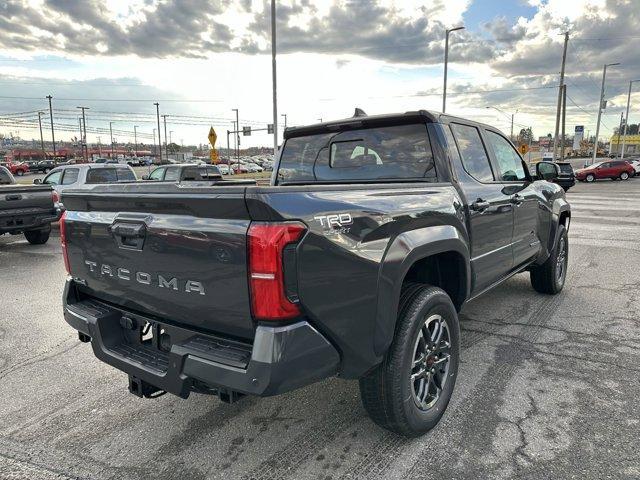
[530,224,568,294]
[620,172,630,180]
[16,170,24,177]
[359,284,460,437]
[585,174,595,182]
[24,225,51,245]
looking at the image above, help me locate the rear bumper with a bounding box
[0,209,61,234]
[62,279,340,398]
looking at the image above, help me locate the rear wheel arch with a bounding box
[374,227,470,358]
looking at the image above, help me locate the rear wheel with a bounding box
[16,169,24,177]
[620,172,630,180]
[24,225,51,245]
[359,284,460,437]
[530,224,568,294]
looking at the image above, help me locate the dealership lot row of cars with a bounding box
[0,154,274,178]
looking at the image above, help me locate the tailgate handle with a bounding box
[110,222,147,250]
[5,194,22,201]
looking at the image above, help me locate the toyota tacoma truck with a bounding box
[0,166,62,244]
[60,110,570,436]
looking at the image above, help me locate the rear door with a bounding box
[484,129,540,267]
[447,123,514,293]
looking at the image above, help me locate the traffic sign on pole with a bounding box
[243,126,252,136]
[267,124,274,134]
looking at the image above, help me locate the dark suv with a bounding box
[554,162,576,191]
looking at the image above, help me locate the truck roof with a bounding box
[283,109,498,139]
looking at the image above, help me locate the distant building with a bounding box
[609,134,640,155]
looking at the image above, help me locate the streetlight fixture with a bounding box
[621,79,640,159]
[443,25,465,114]
[591,62,620,165]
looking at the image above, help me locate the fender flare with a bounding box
[548,199,571,252]
[373,225,470,357]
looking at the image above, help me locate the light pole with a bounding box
[155,104,162,164]
[443,25,465,114]
[232,108,239,162]
[161,115,169,162]
[77,106,89,162]
[591,62,620,165]
[46,95,56,161]
[271,0,278,156]
[281,113,287,129]
[134,125,138,157]
[169,130,174,145]
[109,121,115,158]
[485,106,517,141]
[621,79,639,159]
[37,112,45,158]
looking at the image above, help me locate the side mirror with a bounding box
[536,161,560,181]
[33,178,42,184]
[141,175,149,180]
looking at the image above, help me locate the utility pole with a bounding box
[553,32,569,160]
[169,130,173,145]
[560,85,567,160]
[442,26,465,114]
[592,63,620,165]
[621,80,639,159]
[271,0,279,155]
[134,125,138,157]
[77,106,89,162]
[109,122,115,158]
[154,103,162,164]
[161,115,168,161]
[46,95,56,162]
[616,111,624,155]
[37,112,45,158]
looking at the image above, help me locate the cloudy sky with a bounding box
[0,0,639,148]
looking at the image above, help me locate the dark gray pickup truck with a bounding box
[0,166,61,244]
[60,110,570,436]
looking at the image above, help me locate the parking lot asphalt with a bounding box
[1,178,639,480]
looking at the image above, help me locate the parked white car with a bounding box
[35,164,137,198]
[626,159,640,175]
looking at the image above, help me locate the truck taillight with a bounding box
[248,222,306,321]
[60,211,70,274]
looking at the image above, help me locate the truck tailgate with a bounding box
[0,185,54,216]
[62,184,255,340]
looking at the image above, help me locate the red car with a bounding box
[575,160,634,182]
[1,162,29,177]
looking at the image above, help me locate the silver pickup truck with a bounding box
[0,166,62,244]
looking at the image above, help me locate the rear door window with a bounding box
[277,123,436,183]
[86,168,117,184]
[116,168,136,182]
[450,124,494,182]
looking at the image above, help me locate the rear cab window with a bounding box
[276,123,437,184]
[86,168,136,184]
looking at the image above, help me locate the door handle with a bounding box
[5,194,22,201]
[470,199,490,211]
[510,194,524,206]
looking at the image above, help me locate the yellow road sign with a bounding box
[208,127,217,147]
[519,144,530,155]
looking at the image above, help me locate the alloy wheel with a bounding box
[556,235,568,286]
[410,314,451,411]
